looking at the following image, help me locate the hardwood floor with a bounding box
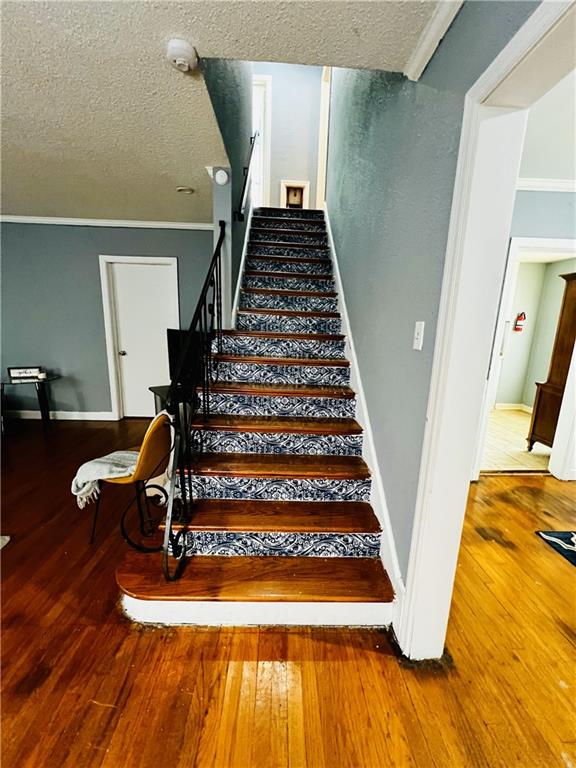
[2,420,575,767]
[481,408,550,472]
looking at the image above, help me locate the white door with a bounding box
[252,76,271,207]
[109,260,178,417]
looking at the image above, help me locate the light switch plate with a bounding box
[413,321,425,351]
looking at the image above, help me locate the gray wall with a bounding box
[511,191,576,239]
[1,223,213,412]
[253,63,323,207]
[203,59,253,293]
[523,257,576,406]
[496,262,545,404]
[325,0,539,578]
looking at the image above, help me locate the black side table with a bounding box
[2,375,60,427]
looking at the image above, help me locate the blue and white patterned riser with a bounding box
[243,275,335,292]
[187,475,371,503]
[180,531,380,558]
[237,312,341,335]
[251,218,326,233]
[218,335,346,360]
[246,258,333,275]
[250,232,328,246]
[240,292,338,313]
[218,360,350,387]
[201,429,362,456]
[206,392,356,419]
[255,208,324,220]
[248,245,330,260]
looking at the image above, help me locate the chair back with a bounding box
[131,413,172,482]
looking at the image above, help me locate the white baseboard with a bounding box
[121,594,395,627]
[0,215,213,230]
[494,403,533,413]
[323,205,405,601]
[231,202,254,328]
[5,409,118,421]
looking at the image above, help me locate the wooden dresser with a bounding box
[528,272,576,451]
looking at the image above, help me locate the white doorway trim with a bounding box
[280,179,310,209]
[316,67,332,208]
[395,0,576,660]
[471,236,576,480]
[99,255,179,420]
[253,74,272,207]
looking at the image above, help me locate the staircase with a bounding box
[117,207,394,626]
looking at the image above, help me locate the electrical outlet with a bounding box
[413,321,425,351]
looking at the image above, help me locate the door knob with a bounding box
[118,350,127,356]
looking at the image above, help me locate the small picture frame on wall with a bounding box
[8,366,44,381]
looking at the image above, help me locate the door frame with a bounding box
[99,255,179,420]
[471,236,576,480]
[395,0,575,660]
[252,74,272,207]
[316,66,332,208]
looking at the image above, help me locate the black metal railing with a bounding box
[161,219,226,580]
[234,131,258,222]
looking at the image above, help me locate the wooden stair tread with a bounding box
[249,240,329,251]
[237,308,339,318]
[250,227,328,238]
[190,414,362,434]
[247,255,330,266]
[161,499,380,533]
[216,354,348,367]
[209,381,355,398]
[244,270,333,281]
[189,453,370,479]
[116,553,392,603]
[252,216,326,228]
[255,206,324,215]
[221,329,344,342]
[242,287,337,298]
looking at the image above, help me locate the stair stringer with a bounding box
[324,204,405,607]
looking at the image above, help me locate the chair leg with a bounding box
[89,490,103,545]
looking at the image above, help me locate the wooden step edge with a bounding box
[250,227,328,238]
[244,270,334,281]
[255,207,325,215]
[241,287,338,298]
[222,330,345,342]
[186,453,371,480]
[116,553,393,603]
[216,354,349,368]
[246,255,331,265]
[189,415,362,435]
[237,308,339,318]
[249,240,329,251]
[209,382,356,399]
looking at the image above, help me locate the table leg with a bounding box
[35,381,51,427]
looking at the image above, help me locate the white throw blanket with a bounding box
[71,450,139,509]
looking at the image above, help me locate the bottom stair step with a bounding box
[117,552,393,603]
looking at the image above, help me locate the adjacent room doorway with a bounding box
[100,256,179,418]
[252,74,272,208]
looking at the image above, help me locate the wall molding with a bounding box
[494,403,533,414]
[6,410,118,421]
[324,205,405,601]
[516,178,576,193]
[0,215,213,230]
[403,1,464,81]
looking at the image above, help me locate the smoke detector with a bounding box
[166,39,198,73]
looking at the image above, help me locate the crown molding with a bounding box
[0,215,213,230]
[516,177,576,193]
[403,1,464,82]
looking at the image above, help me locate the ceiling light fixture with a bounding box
[166,39,199,73]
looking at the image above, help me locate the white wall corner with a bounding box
[323,204,405,603]
[403,1,464,82]
[231,201,254,328]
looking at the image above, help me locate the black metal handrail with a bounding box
[162,219,226,580]
[234,131,259,222]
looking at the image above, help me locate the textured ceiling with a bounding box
[1,1,440,222]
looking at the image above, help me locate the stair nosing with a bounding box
[190,415,361,434]
[216,354,349,368]
[186,452,371,480]
[208,381,355,399]
[221,329,345,341]
[237,308,339,319]
[241,288,337,299]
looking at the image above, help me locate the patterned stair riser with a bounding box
[248,245,330,260]
[254,209,325,220]
[237,312,341,335]
[217,335,346,360]
[217,360,350,387]
[251,218,327,233]
[246,258,333,276]
[178,531,380,558]
[240,292,338,313]
[186,475,371,503]
[243,275,336,293]
[205,392,356,419]
[250,233,328,246]
[200,429,362,456]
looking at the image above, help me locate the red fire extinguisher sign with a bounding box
[513,312,526,332]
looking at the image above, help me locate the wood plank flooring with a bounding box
[481,408,550,472]
[2,420,575,768]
